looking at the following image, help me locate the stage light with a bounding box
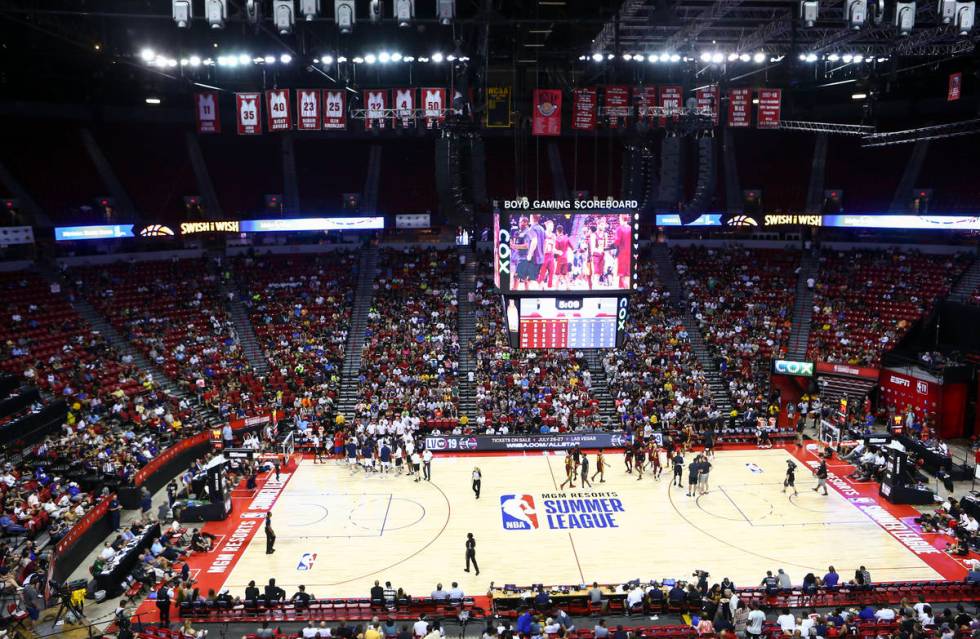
[280,53,292,63]
[190,55,202,66]
[417,56,428,62]
[827,53,840,61]
[728,52,738,61]
[391,52,402,62]
[353,56,364,63]
[322,55,334,64]
[877,56,888,61]
[173,0,192,28]
[146,97,162,105]
[648,53,657,62]
[739,53,750,61]
[337,56,348,62]
[438,0,455,24]
[592,52,604,61]
[402,55,414,61]
[335,0,355,33]
[167,58,178,67]
[711,52,724,63]
[805,53,818,62]
[265,54,276,64]
[851,92,867,99]
[180,58,189,65]
[606,53,614,59]
[238,53,251,64]
[894,1,916,33]
[669,53,680,62]
[753,51,766,63]
[273,0,295,33]
[853,53,864,62]
[954,1,974,34]
[701,52,712,62]
[845,0,867,28]
[622,53,632,60]
[141,48,156,62]
[365,53,377,64]
[205,0,227,28]
[800,0,819,26]
[432,52,445,62]
[225,56,238,67]
[300,0,321,20]
[377,51,390,63]
[395,0,414,27]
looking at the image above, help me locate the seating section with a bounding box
[353,249,460,427]
[807,250,971,367]
[603,261,716,429]
[472,261,601,432]
[234,252,358,411]
[673,246,798,414]
[69,259,262,415]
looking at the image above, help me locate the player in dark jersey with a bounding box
[634,444,646,480]
[624,446,633,474]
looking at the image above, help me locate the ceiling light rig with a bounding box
[139,48,466,69]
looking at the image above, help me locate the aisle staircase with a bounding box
[338,247,379,420]
[949,254,980,303]
[217,274,269,376]
[650,244,733,415]
[786,250,819,360]
[583,350,619,427]
[456,247,478,422]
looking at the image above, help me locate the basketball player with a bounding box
[650,443,663,480]
[615,214,632,289]
[537,219,557,289]
[624,445,633,474]
[812,459,829,495]
[345,437,359,473]
[783,460,798,496]
[591,449,606,483]
[672,452,685,488]
[571,445,582,473]
[311,432,321,464]
[554,224,571,288]
[559,453,576,489]
[379,440,392,474]
[580,454,592,488]
[634,443,646,481]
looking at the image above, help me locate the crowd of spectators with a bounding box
[602,260,719,435]
[807,250,971,367]
[917,496,980,557]
[352,249,460,429]
[672,246,797,418]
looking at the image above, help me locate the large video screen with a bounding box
[494,212,634,293]
[505,297,621,349]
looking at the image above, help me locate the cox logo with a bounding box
[774,360,814,377]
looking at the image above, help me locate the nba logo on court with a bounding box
[297,552,317,571]
[500,495,539,530]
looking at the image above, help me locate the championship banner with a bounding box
[632,86,658,123]
[757,88,782,129]
[235,92,262,135]
[194,91,221,134]
[424,432,641,453]
[571,88,597,131]
[948,72,962,101]
[393,88,416,127]
[696,85,720,125]
[297,89,322,130]
[486,86,512,128]
[422,87,447,129]
[604,85,630,128]
[364,89,388,129]
[265,89,291,131]
[728,88,751,127]
[531,88,562,136]
[323,90,347,130]
[658,85,683,126]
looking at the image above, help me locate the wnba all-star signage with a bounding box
[323,90,346,130]
[364,89,388,130]
[421,87,446,129]
[658,85,683,126]
[604,85,630,128]
[728,88,751,127]
[757,88,782,129]
[393,88,416,127]
[297,89,321,130]
[194,91,221,134]
[571,88,597,131]
[696,85,720,125]
[235,93,262,135]
[424,431,639,453]
[633,86,658,123]
[531,89,562,136]
[266,89,291,131]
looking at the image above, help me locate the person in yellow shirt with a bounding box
[364,623,383,639]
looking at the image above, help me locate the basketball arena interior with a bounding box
[2,1,980,639]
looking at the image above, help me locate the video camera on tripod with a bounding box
[48,579,86,626]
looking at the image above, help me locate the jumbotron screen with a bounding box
[494,212,634,293]
[504,297,621,349]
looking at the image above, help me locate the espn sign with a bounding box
[773,359,814,377]
[890,375,911,388]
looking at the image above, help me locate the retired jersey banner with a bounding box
[265,89,291,131]
[364,89,387,129]
[604,85,630,128]
[422,87,447,129]
[948,72,962,101]
[659,85,683,126]
[235,93,262,135]
[393,88,416,127]
[633,86,658,123]
[571,88,597,131]
[194,91,221,134]
[757,88,782,129]
[531,89,562,136]
[297,89,321,130]
[728,88,751,127]
[696,85,720,125]
[323,90,346,130]
[486,86,512,128]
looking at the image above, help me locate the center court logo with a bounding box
[297,552,317,571]
[500,495,539,530]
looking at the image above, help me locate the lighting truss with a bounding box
[861,118,980,146]
[779,120,876,135]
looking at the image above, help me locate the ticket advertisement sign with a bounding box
[424,432,648,452]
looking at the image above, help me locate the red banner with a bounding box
[757,88,782,129]
[604,85,630,128]
[364,89,387,130]
[814,361,881,380]
[633,86,658,123]
[393,88,416,127]
[696,85,720,125]
[658,85,683,126]
[531,88,562,136]
[879,369,941,415]
[235,92,262,135]
[265,89,291,132]
[571,88,597,131]
[728,88,751,127]
[421,87,447,129]
[296,89,322,130]
[323,90,346,130]
[948,72,962,101]
[194,91,221,134]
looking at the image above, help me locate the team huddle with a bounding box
[306,422,434,482]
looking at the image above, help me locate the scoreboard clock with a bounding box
[505,296,627,349]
